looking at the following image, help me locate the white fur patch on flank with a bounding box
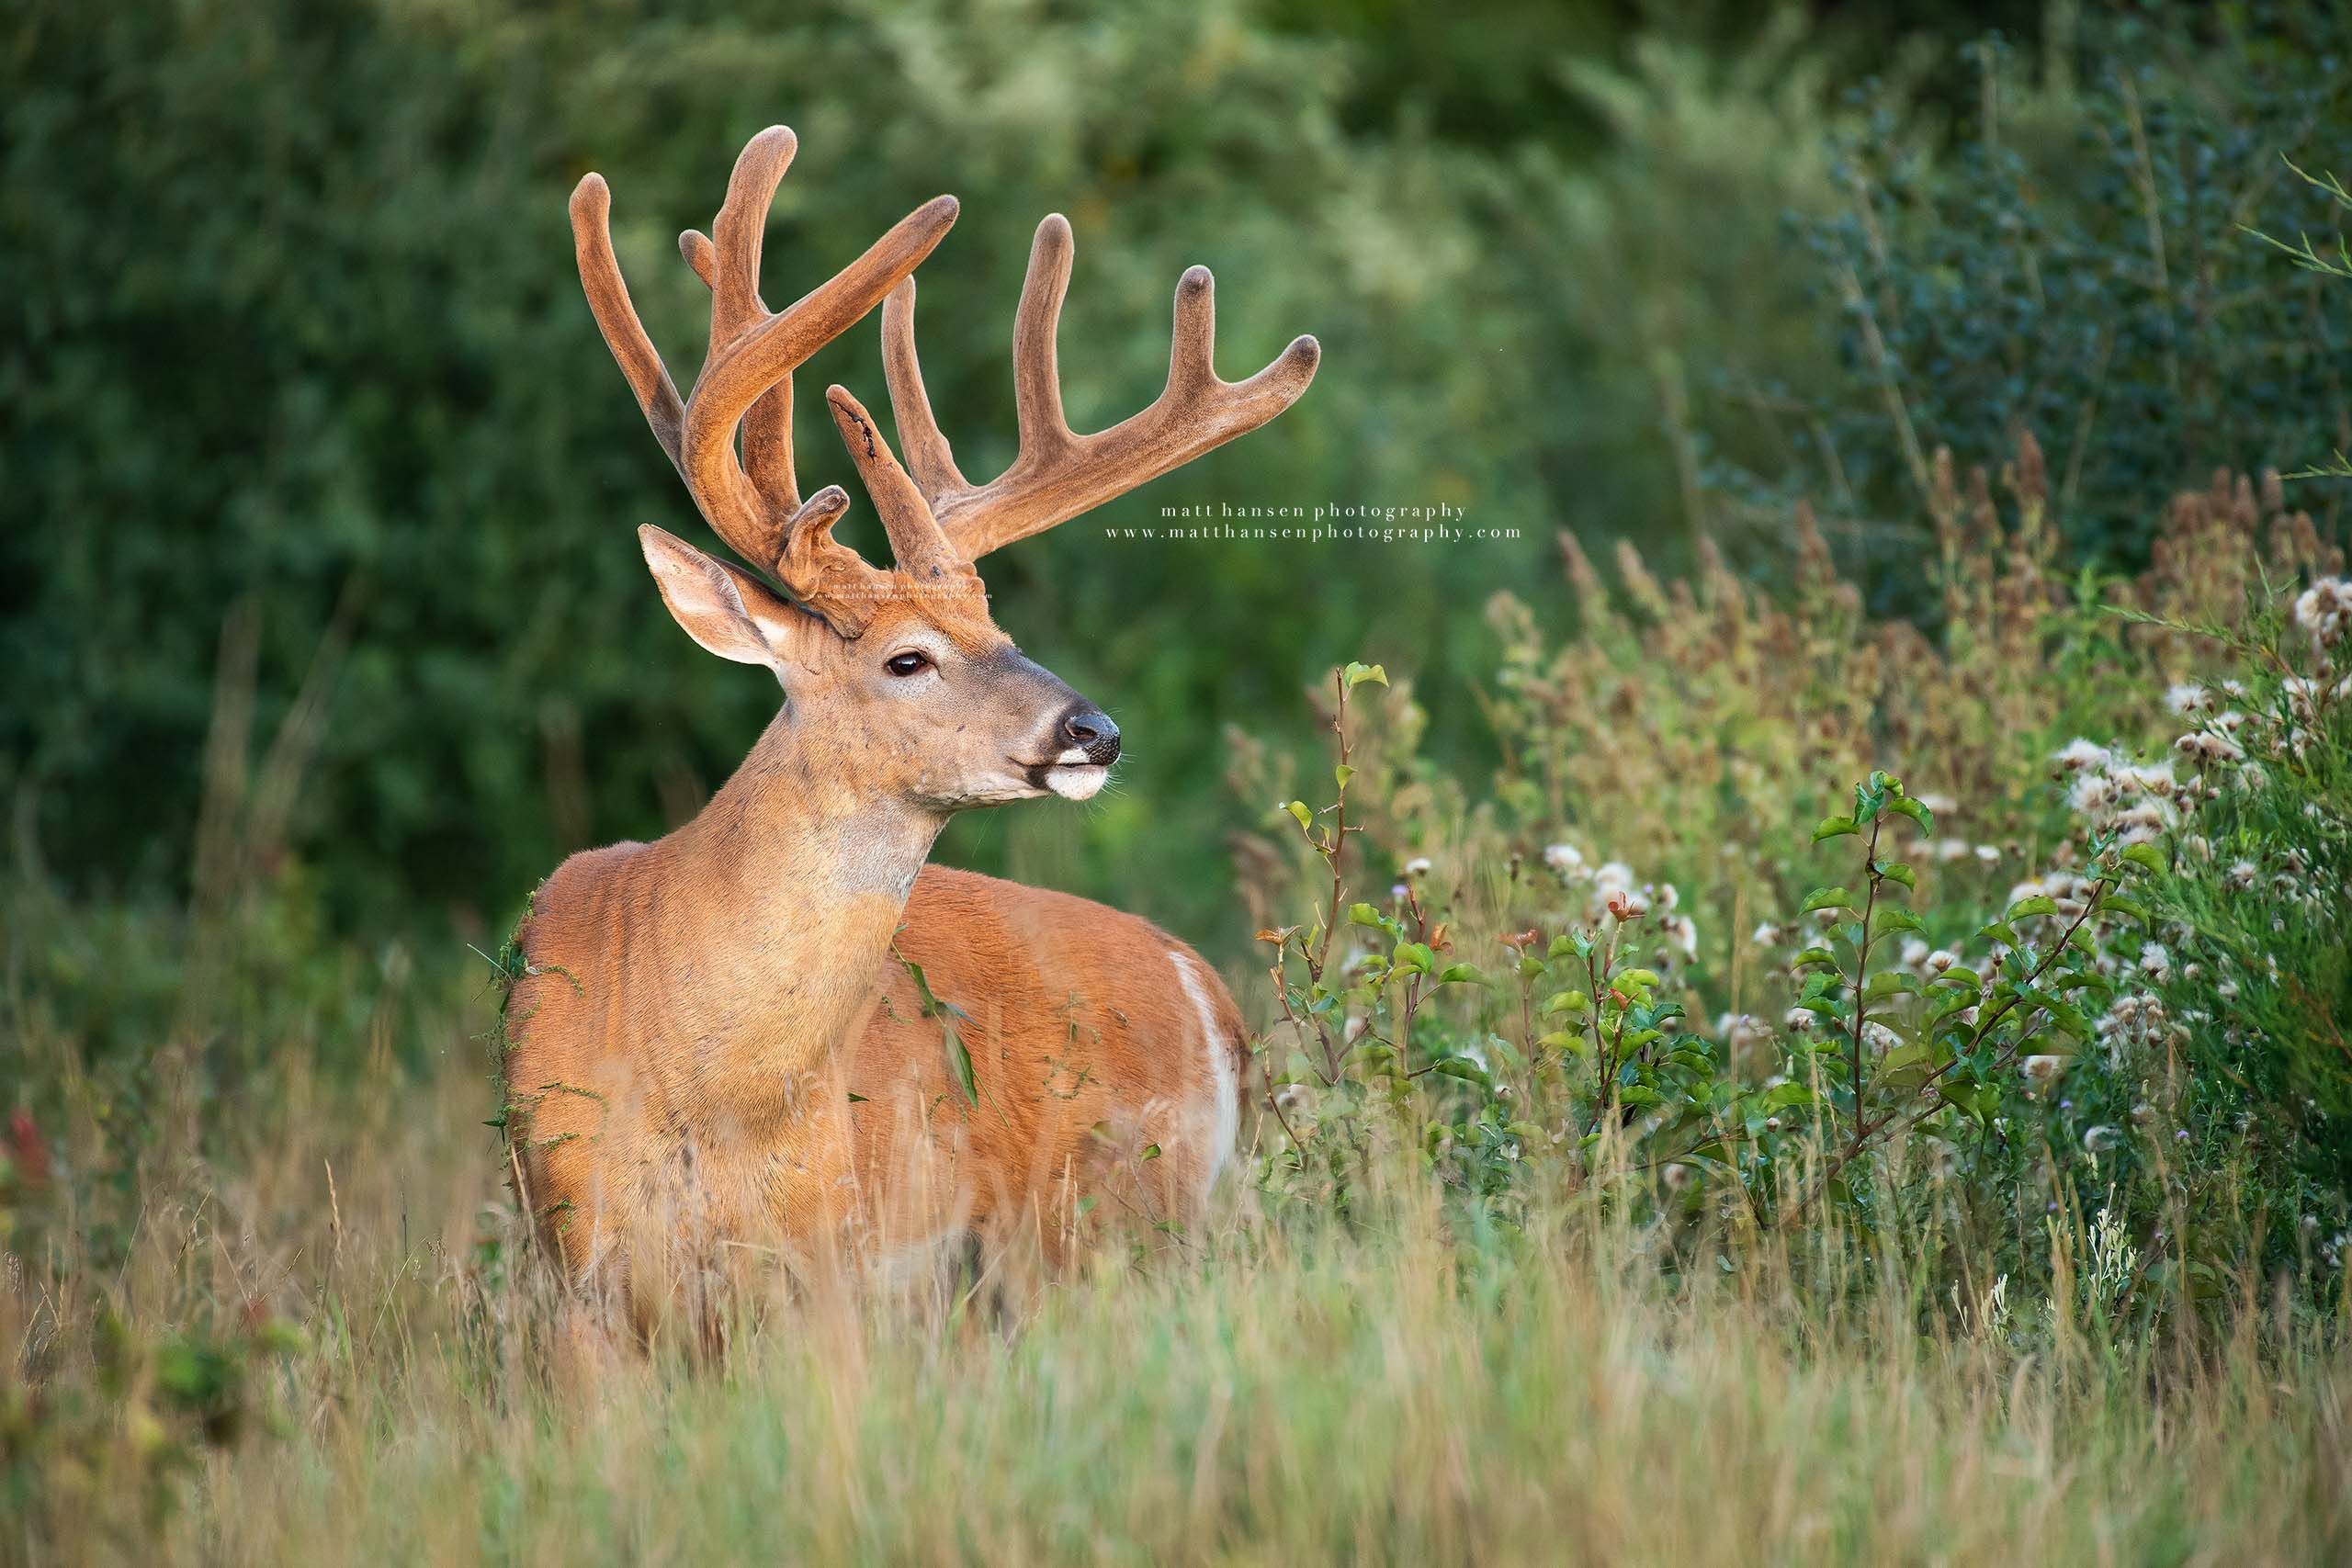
[1170,949,1238,1197]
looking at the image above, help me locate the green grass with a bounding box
[7,1035,2349,1565]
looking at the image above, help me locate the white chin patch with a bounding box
[1045,764,1108,801]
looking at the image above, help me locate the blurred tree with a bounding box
[1,0,1555,947]
[5,0,2342,964]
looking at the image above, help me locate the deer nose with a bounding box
[1062,708,1121,766]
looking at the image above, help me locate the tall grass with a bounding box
[7,1031,2350,1564]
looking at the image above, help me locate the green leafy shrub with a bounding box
[2037,578,2352,1270]
[1234,429,2352,1323]
[1735,6,2352,574]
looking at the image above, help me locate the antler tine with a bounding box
[876,215,1080,503]
[771,484,874,621]
[1011,214,1076,460]
[679,229,717,288]
[879,276,969,500]
[681,224,802,515]
[823,386,971,585]
[677,189,960,573]
[878,212,1320,562]
[570,174,688,478]
[701,127,799,515]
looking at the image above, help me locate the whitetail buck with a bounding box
[503,126,1316,1334]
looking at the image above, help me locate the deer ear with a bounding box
[639,525,803,668]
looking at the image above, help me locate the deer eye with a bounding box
[883,650,933,678]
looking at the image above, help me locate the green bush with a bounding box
[2089,586,2352,1221]
[1731,5,2352,579]
[1236,437,2352,1314]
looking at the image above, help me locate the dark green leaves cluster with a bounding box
[1747,7,2352,576]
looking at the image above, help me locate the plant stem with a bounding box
[1583,948,1611,1129]
[1847,813,1885,1151]
[1312,671,1353,984]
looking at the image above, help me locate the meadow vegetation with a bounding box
[11,439,2352,1560]
[10,3,2352,1562]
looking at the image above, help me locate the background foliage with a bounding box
[14,0,2342,955]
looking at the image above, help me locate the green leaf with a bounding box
[1542,989,1592,1017]
[1334,763,1358,789]
[1435,963,1487,987]
[1887,795,1933,832]
[2120,841,2167,876]
[2040,996,2095,1043]
[899,954,970,1023]
[1945,1081,2000,1122]
[1926,987,1976,1027]
[1139,1143,1161,1161]
[1793,946,1840,970]
[1283,799,1314,829]
[1812,817,1861,842]
[1342,660,1389,689]
[1863,971,1917,1000]
[1803,886,1854,913]
[899,953,979,1107]
[1876,860,1917,890]
[1871,908,1926,938]
[2098,894,2152,925]
[1616,967,1662,990]
[1349,902,1389,928]
[944,1023,978,1107]
[1978,919,2019,947]
[2007,894,2061,919]
[1392,942,1434,975]
[1875,1042,1935,1092]
[1431,1058,1490,1086]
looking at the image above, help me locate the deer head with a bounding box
[570,126,1317,815]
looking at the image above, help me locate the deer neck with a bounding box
[652,705,943,1106]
